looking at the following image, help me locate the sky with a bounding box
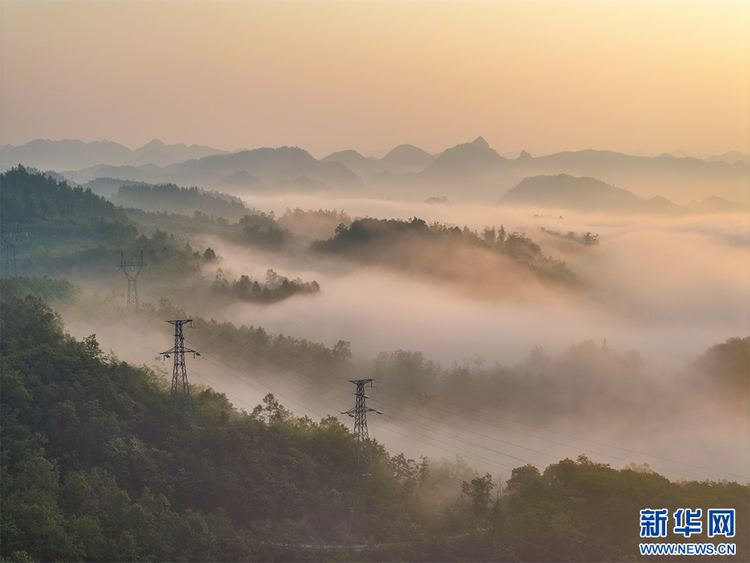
[1,1,748,159]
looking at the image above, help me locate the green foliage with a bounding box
[462,473,496,518]
[540,227,600,245]
[313,217,578,286]
[113,183,247,221]
[237,212,295,250]
[692,337,749,390]
[2,283,747,562]
[139,298,353,384]
[0,282,431,560]
[504,455,749,562]
[0,166,124,225]
[120,208,236,241]
[211,268,320,304]
[9,276,80,305]
[0,168,223,287]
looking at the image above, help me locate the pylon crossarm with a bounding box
[160,347,197,355]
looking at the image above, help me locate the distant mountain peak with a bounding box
[323,149,365,159]
[380,144,435,171]
[472,136,489,148]
[140,139,168,150]
[421,136,507,180]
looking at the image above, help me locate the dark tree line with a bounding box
[212,268,320,304]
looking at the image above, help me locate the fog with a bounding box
[201,197,747,368]
[59,193,748,485]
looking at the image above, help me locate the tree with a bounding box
[461,473,495,519]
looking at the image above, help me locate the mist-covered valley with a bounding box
[4,1,749,558]
[1,139,748,561]
[102,204,750,484]
[4,149,746,483]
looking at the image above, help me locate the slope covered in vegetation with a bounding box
[113,183,248,221]
[1,282,747,562]
[313,217,578,287]
[0,167,319,307]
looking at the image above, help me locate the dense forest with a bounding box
[1,282,747,562]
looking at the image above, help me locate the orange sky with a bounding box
[2,1,748,158]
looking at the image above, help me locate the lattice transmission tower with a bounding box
[117,251,145,317]
[1,225,25,278]
[341,378,382,476]
[160,319,200,417]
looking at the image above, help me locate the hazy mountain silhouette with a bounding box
[705,151,749,165]
[270,176,331,194]
[71,164,160,185]
[423,136,508,180]
[128,139,228,166]
[686,196,746,214]
[0,138,228,171]
[506,150,748,203]
[5,137,746,203]
[498,174,680,213]
[498,174,744,215]
[158,146,362,190]
[380,144,436,172]
[322,146,438,180]
[215,170,265,189]
[1,139,132,171]
[644,195,684,214]
[321,149,389,180]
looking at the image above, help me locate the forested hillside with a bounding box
[112,183,248,221]
[0,166,124,225]
[0,167,319,307]
[313,217,578,286]
[1,167,579,310]
[1,282,747,562]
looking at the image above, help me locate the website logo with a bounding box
[639,508,736,556]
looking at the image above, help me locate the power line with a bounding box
[375,380,746,480]
[151,305,745,481]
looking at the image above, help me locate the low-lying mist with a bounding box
[59,195,747,485]
[200,198,747,367]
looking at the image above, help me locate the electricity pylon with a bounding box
[1,225,24,278]
[160,319,200,417]
[341,378,382,476]
[117,251,145,317]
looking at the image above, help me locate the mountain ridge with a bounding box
[498,173,744,214]
[3,137,747,203]
[0,138,229,171]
